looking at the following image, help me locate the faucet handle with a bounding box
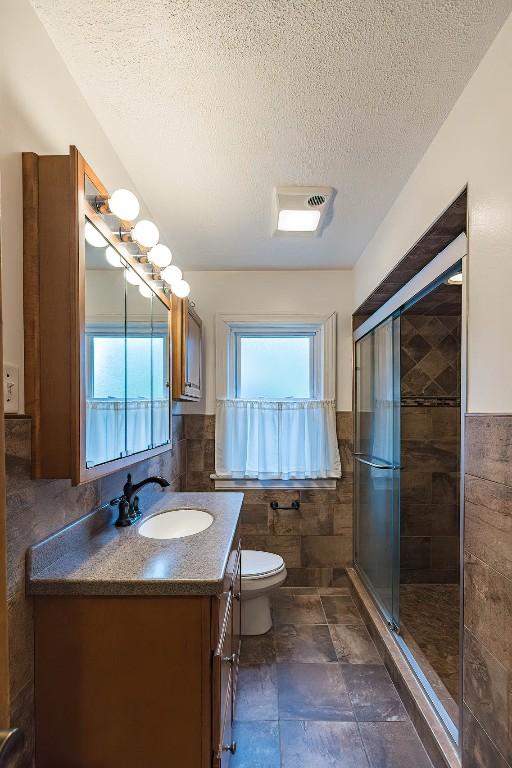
[113,496,132,527]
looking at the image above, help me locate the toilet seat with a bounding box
[241,550,285,580]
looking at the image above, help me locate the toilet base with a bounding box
[241,594,272,636]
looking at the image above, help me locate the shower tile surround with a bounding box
[184,411,354,587]
[400,314,461,584]
[5,414,186,768]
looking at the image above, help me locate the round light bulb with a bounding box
[160,264,182,286]
[139,282,153,298]
[172,279,191,298]
[148,244,172,269]
[131,219,159,249]
[125,268,142,286]
[85,221,107,248]
[105,246,123,268]
[108,189,140,222]
[447,272,463,285]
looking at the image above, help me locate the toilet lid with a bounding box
[241,550,285,580]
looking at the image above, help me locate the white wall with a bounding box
[0,0,154,412]
[354,11,512,414]
[179,270,354,414]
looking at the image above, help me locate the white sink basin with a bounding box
[138,509,214,540]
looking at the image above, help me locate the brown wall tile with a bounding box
[400,536,431,571]
[464,553,512,672]
[465,476,512,582]
[271,504,333,536]
[285,567,334,587]
[301,535,352,568]
[463,629,511,764]
[465,415,512,486]
[239,504,270,534]
[462,705,510,768]
[242,534,301,568]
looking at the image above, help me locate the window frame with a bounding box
[216,313,336,402]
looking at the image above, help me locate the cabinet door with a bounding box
[184,305,202,399]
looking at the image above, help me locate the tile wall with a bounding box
[184,412,354,587]
[400,406,460,583]
[462,415,512,768]
[400,314,461,584]
[401,315,461,400]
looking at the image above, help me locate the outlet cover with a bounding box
[4,363,19,414]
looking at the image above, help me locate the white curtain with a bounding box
[86,399,169,466]
[215,399,341,480]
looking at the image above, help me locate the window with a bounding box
[215,313,340,487]
[237,333,314,399]
[91,336,165,400]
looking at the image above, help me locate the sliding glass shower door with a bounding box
[354,314,400,628]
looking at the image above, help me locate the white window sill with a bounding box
[210,476,338,490]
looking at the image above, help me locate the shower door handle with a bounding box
[353,453,400,471]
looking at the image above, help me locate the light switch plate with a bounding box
[4,363,19,414]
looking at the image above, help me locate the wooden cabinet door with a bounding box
[172,298,202,400]
[184,304,202,399]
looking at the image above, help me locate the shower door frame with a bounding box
[352,232,468,745]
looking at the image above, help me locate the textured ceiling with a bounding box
[31,0,511,269]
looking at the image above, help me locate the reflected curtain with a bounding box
[86,399,169,466]
[215,399,341,480]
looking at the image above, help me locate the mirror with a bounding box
[152,293,171,447]
[125,264,154,455]
[84,218,127,467]
[84,200,171,468]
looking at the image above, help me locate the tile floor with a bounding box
[399,583,459,725]
[232,587,434,767]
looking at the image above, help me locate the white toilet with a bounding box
[240,550,287,635]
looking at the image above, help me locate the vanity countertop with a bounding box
[27,492,243,597]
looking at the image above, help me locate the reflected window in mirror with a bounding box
[84,217,171,469]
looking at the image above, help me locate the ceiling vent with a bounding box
[273,186,334,237]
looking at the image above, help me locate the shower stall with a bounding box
[353,236,465,741]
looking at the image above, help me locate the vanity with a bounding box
[27,492,242,768]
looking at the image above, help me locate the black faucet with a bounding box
[111,472,170,527]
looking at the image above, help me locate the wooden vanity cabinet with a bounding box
[33,538,241,768]
[172,296,202,400]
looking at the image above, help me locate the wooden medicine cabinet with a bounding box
[23,146,172,484]
[172,296,202,401]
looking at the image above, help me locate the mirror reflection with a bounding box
[84,215,170,468]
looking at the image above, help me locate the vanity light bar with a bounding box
[94,187,190,297]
